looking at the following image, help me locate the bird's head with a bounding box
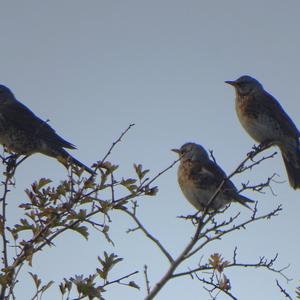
[225,75,264,96]
[172,142,209,162]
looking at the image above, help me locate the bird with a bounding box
[0,84,95,175]
[172,142,254,211]
[225,75,300,189]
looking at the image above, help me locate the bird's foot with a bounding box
[177,212,200,223]
[248,142,273,159]
[258,141,274,151]
[4,154,29,174]
[4,154,19,172]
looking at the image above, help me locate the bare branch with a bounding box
[145,157,181,187]
[144,218,206,300]
[122,205,174,264]
[144,265,151,295]
[102,270,139,288]
[99,123,135,166]
[0,154,27,299]
[276,280,293,300]
[173,252,289,281]
[198,275,238,300]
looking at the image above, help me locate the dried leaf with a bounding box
[209,253,230,273]
[134,164,149,180]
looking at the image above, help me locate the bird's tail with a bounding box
[56,149,96,176]
[281,145,300,189]
[235,194,255,210]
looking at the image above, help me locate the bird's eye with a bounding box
[182,149,189,155]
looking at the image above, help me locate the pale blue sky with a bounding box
[1,1,300,299]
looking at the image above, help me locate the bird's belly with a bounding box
[237,107,282,144]
[0,127,37,154]
[179,182,227,211]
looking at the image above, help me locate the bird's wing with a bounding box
[190,160,243,194]
[2,99,76,149]
[258,91,300,138]
[189,160,227,189]
[188,159,254,208]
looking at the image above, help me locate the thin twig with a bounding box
[144,265,150,295]
[146,157,181,187]
[198,275,238,300]
[173,253,289,281]
[0,157,19,299]
[276,280,293,300]
[100,123,135,165]
[144,219,205,300]
[123,208,174,264]
[103,270,139,288]
[186,206,281,260]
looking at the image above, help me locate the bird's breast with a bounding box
[177,162,229,210]
[235,96,282,143]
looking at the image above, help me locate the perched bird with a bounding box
[0,84,95,175]
[225,75,300,189]
[172,142,254,211]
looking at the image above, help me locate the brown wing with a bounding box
[256,91,299,138]
[189,160,235,191]
[189,160,254,207]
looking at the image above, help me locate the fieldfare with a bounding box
[225,75,300,189]
[0,84,95,175]
[172,142,254,211]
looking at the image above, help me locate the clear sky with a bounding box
[0,1,300,299]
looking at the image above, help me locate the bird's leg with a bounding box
[2,153,18,163]
[258,140,274,151]
[15,155,30,168]
[190,211,201,224]
[248,141,273,159]
[5,154,20,173]
[178,211,201,224]
[4,154,29,174]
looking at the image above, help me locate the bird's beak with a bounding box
[225,80,237,86]
[171,148,181,154]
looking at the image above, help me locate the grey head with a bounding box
[225,75,264,96]
[0,84,15,104]
[172,142,209,162]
